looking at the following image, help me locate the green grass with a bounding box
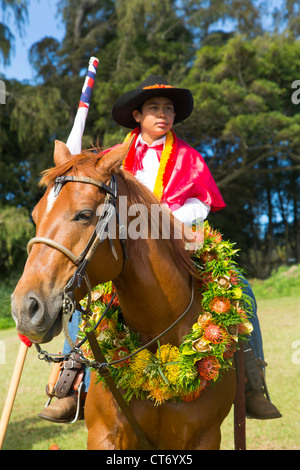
[1,266,299,450]
[0,330,88,450]
[250,264,300,300]
[220,293,300,450]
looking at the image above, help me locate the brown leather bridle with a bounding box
[27,174,128,347]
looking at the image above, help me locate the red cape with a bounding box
[105,131,225,213]
[162,137,225,212]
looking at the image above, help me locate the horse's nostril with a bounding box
[27,294,44,326]
[28,297,39,317]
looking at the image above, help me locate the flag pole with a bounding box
[66,56,99,154]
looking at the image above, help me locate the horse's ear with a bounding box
[54,140,71,166]
[97,136,135,177]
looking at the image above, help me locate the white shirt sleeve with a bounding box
[172,198,211,225]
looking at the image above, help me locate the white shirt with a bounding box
[134,134,211,226]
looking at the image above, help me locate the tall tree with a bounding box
[0,0,28,66]
[180,34,300,275]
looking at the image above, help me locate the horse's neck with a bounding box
[114,237,194,346]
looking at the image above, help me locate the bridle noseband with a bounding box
[27,174,128,347]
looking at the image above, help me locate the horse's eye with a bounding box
[74,210,93,222]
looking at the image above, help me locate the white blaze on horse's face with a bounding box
[46,187,57,214]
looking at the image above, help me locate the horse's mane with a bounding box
[40,150,104,187]
[40,149,198,280]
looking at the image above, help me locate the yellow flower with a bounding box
[155,344,180,385]
[146,377,175,405]
[232,287,243,299]
[130,349,152,376]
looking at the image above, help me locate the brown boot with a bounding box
[244,345,282,420]
[38,354,85,424]
[38,394,80,423]
[245,389,282,420]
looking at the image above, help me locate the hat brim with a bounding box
[112,87,194,129]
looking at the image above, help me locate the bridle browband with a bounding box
[27,174,128,347]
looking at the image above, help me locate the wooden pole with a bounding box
[0,341,29,450]
[234,343,246,450]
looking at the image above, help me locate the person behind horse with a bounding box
[39,75,281,423]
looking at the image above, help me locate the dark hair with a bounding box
[135,101,144,113]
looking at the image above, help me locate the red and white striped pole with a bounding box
[66,56,99,154]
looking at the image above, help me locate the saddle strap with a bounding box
[85,328,154,451]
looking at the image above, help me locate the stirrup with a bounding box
[43,382,84,424]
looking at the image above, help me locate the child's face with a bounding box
[132,96,175,144]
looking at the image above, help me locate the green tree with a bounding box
[0,0,28,65]
[0,204,34,273]
[181,34,300,275]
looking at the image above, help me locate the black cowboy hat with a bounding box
[112,75,194,129]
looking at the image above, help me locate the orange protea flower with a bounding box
[209,296,231,314]
[181,380,208,402]
[197,356,220,381]
[111,346,130,368]
[102,292,119,307]
[204,324,225,344]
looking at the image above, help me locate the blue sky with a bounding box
[1,0,64,82]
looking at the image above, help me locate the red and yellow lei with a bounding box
[123,127,177,202]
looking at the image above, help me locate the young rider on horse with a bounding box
[38,75,281,423]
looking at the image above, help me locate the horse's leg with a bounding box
[85,375,118,450]
[84,372,141,450]
[186,368,236,450]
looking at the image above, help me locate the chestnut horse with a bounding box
[11,139,236,450]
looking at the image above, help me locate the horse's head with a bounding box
[11,139,132,343]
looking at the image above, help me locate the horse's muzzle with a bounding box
[11,290,63,343]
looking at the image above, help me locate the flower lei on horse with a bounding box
[78,221,253,405]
